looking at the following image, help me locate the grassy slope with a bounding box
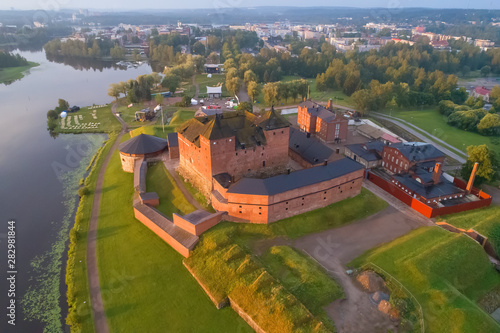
[350,227,500,333]
[261,246,344,331]
[169,109,196,126]
[0,61,38,84]
[96,136,250,332]
[185,188,387,331]
[379,108,500,156]
[146,162,196,218]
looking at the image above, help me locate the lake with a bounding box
[0,50,152,332]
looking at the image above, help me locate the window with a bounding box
[286,208,288,210]
[396,159,398,164]
[302,203,304,206]
[239,211,242,214]
[324,197,326,200]
[324,191,327,194]
[259,212,261,215]
[236,152,238,156]
[263,161,266,167]
[286,201,288,204]
[239,205,242,208]
[259,207,261,210]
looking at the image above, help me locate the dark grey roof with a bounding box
[289,127,334,165]
[167,132,178,147]
[227,158,364,196]
[213,173,232,189]
[119,134,168,155]
[393,174,462,199]
[390,142,444,162]
[345,143,382,162]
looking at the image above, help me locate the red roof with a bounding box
[474,86,491,96]
[381,133,401,144]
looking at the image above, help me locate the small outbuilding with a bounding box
[207,86,222,99]
[119,134,168,172]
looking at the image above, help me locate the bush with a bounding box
[176,95,192,107]
[47,109,59,119]
[78,186,90,197]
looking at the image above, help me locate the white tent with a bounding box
[207,86,222,99]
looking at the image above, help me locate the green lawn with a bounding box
[0,61,38,84]
[177,172,215,212]
[55,105,122,133]
[146,162,196,218]
[269,188,388,239]
[379,108,500,157]
[184,187,387,331]
[261,246,344,331]
[350,227,500,333]
[169,109,196,126]
[95,135,251,332]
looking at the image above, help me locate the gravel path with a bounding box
[87,103,128,333]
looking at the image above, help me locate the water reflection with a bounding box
[45,53,135,72]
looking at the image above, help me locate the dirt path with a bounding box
[162,158,204,211]
[252,182,429,332]
[87,103,127,333]
[193,75,199,99]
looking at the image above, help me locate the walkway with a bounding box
[192,74,199,99]
[87,103,128,333]
[371,113,467,164]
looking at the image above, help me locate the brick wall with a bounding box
[133,206,192,257]
[173,211,226,236]
[224,169,364,223]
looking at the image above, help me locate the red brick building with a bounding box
[177,110,290,195]
[297,100,348,143]
[177,109,365,223]
[211,158,365,223]
[381,143,445,174]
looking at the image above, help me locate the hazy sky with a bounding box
[1,0,499,11]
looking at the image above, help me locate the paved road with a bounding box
[87,103,127,333]
[371,113,467,164]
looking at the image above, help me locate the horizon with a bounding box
[1,1,500,11]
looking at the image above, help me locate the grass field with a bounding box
[0,61,38,84]
[146,162,196,218]
[177,172,215,212]
[95,135,252,332]
[261,246,344,331]
[55,105,122,133]
[379,108,500,157]
[169,108,196,126]
[350,227,500,333]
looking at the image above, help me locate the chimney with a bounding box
[287,169,291,174]
[432,162,442,184]
[306,132,310,138]
[327,99,333,110]
[323,159,328,166]
[466,162,479,193]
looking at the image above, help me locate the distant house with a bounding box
[472,86,491,102]
[204,64,223,74]
[207,86,222,99]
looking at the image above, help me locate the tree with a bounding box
[192,41,206,55]
[207,51,220,64]
[226,76,242,96]
[461,144,499,184]
[461,65,470,77]
[155,93,164,105]
[132,49,141,62]
[247,81,260,103]
[161,74,181,95]
[243,70,257,85]
[263,83,278,106]
[491,85,500,101]
[236,101,253,113]
[480,65,491,77]
[477,113,500,136]
[108,83,121,100]
[179,95,192,107]
[110,45,125,60]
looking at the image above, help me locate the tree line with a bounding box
[44,37,126,60]
[0,51,30,68]
[438,86,500,136]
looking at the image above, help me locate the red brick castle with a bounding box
[177,109,364,223]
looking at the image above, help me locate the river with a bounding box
[0,50,152,332]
